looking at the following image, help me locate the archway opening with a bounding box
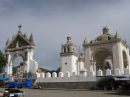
[12,55,24,81]
[122,51,128,69]
[94,49,113,75]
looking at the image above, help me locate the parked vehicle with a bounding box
[96,75,130,90]
[3,88,25,97]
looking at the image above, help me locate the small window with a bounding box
[65,63,67,65]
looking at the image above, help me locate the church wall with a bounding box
[71,55,78,74]
[36,68,130,84]
[6,54,12,75]
[126,49,130,74]
[61,55,78,75]
[84,46,92,76]
[36,71,96,83]
[112,41,124,74]
[84,41,130,75]
[26,49,38,73]
[120,43,130,74]
[78,61,85,71]
[37,82,95,89]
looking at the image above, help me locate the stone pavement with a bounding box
[24,89,130,97]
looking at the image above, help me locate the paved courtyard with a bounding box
[0,88,130,97]
[23,89,130,97]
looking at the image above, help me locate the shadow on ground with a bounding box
[103,90,130,96]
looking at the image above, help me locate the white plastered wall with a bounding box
[61,55,78,75]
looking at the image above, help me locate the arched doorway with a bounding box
[122,51,128,69]
[12,55,25,81]
[4,25,38,80]
[93,48,113,75]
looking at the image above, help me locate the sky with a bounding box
[0,0,130,70]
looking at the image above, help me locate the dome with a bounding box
[90,27,120,43]
[95,33,115,41]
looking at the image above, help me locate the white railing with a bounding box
[36,68,130,83]
[36,71,96,82]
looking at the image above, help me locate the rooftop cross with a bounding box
[18,24,22,32]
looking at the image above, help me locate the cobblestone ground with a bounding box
[23,89,130,97]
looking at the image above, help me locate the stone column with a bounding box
[126,49,130,74]
[6,54,12,75]
[84,46,92,76]
[112,41,124,74]
[26,51,30,73]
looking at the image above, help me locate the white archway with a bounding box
[92,48,113,75]
[4,26,38,78]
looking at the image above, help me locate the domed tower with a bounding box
[83,26,130,76]
[60,37,78,75]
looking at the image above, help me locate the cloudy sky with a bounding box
[0,0,130,70]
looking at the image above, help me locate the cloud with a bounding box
[0,0,130,70]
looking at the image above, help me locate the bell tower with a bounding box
[60,37,78,75]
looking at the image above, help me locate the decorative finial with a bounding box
[103,26,109,34]
[6,38,9,45]
[18,24,22,32]
[115,31,120,38]
[67,36,71,41]
[83,37,88,45]
[16,41,19,48]
[67,36,72,44]
[24,33,27,38]
[29,33,35,45]
[124,40,127,43]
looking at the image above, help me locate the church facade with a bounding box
[60,26,130,76]
[4,25,38,80]
[36,26,130,84]
[3,25,130,82]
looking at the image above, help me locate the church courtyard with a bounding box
[11,89,130,97]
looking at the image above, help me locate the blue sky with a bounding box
[0,0,130,70]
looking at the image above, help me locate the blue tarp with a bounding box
[6,79,33,88]
[0,77,9,81]
[25,79,33,88]
[6,82,25,87]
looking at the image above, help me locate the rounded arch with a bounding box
[11,54,24,76]
[122,50,128,69]
[12,54,24,61]
[12,54,24,66]
[92,48,113,75]
[92,48,112,58]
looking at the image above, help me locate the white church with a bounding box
[3,25,130,83]
[36,26,130,83]
[4,25,38,80]
[60,26,130,76]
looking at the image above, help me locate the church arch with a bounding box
[92,48,113,75]
[4,25,38,80]
[12,55,24,76]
